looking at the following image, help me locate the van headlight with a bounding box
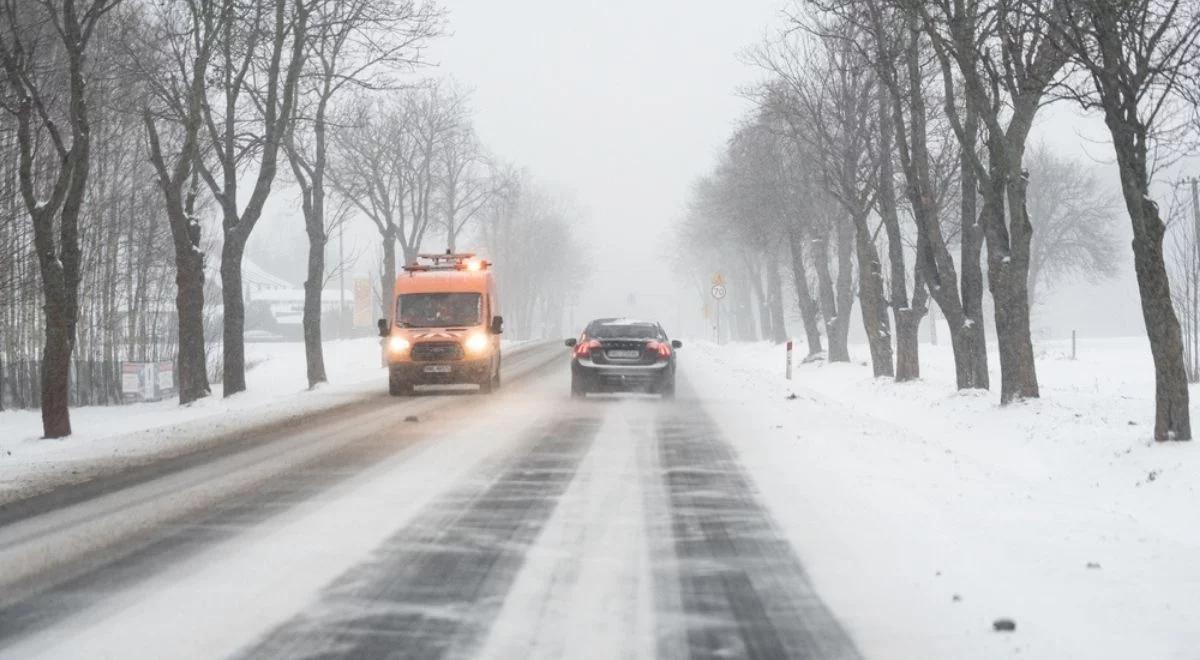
[464,332,490,355]
[388,336,411,354]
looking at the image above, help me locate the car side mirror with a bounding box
[672,340,683,349]
[565,338,578,348]
[377,319,389,338]
[490,315,504,335]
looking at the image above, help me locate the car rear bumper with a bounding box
[572,359,672,391]
[390,356,492,384]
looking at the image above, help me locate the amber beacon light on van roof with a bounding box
[402,252,490,274]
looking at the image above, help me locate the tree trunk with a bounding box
[812,231,846,361]
[221,238,248,396]
[303,216,327,388]
[895,307,922,380]
[831,216,856,362]
[733,263,758,341]
[983,147,1039,403]
[814,220,855,362]
[744,255,771,341]
[175,249,210,404]
[39,268,73,437]
[1109,120,1190,440]
[145,108,212,405]
[959,103,990,390]
[766,253,788,344]
[852,214,894,377]
[380,233,397,321]
[875,80,920,380]
[787,225,823,355]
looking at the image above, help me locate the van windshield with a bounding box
[396,293,482,328]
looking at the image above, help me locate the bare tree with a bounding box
[1166,185,1200,382]
[436,102,495,253]
[913,0,1071,403]
[400,80,461,263]
[0,0,124,436]
[1024,144,1120,307]
[138,0,221,405]
[1045,0,1200,440]
[328,84,457,324]
[194,0,309,397]
[811,0,936,381]
[328,97,408,321]
[477,171,586,339]
[761,26,893,373]
[284,0,439,388]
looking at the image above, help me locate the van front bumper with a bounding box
[389,356,492,385]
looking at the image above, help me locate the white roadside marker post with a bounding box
[786,339,793,380]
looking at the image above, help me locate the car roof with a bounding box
[587,318,658,327]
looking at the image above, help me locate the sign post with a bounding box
[786,340,793,380]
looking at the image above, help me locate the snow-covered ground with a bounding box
[687,336,1199,660]
[0,338,528,504]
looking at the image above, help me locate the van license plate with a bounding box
[423,365,452,373]
[607,350,641,359]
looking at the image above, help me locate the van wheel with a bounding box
[478,369,495,394]
[389,371,411,396]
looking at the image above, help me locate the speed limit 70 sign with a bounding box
[710,284,727,300]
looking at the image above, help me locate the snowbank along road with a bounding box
[0,341,859,660]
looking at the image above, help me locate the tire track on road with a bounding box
[239,412,600,660]
[0,344,565,650]
[653,386,861,660]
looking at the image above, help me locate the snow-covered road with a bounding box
[0,343,859,660]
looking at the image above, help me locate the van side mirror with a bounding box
[490,315,504,335]
[377,319,389,337]
[565,338,577,348]
[672,340,683,349]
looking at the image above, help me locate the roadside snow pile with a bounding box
[0,338,399,503]
[685,336,1198,660]
[0,337,537,503]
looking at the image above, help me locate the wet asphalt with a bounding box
[0,343,860,660]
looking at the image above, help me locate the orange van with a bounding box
[376,253,503,395]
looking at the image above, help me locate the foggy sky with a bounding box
[248,0,1196,341]
[427,0,786,331]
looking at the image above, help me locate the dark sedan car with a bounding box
[565,319,682,398]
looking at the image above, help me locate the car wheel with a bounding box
[571,374,587,399]
[659,377,676,399]
[389,371,411,397]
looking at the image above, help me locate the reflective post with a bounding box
[786,339,793,380]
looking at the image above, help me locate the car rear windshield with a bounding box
[588,323,660,339]
[396,293,481,328]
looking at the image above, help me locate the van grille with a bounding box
[411,341,464,362]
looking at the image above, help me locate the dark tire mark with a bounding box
[239,414,599,660]
[0,423,427,645]
[0,342,561,527]
[0,345,564,648]
[654,396,861,660]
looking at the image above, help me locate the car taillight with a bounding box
[647,340,671,360]
[575,340,601,358]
